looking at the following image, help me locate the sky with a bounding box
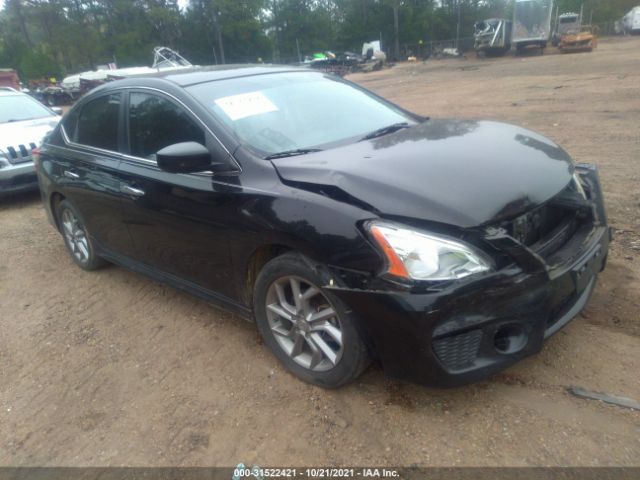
[0,0,190,12]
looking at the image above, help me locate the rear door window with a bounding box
[128,92,205,160]
[76,93,121,151]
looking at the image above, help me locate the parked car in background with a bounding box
[0,90,61,196]
[37,66,609,388]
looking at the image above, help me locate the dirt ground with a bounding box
[1,37,639,467]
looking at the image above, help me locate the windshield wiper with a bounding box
[264,148,322,160]
[360,122,410,141]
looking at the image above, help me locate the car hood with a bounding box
[271,119,574,228]
[0,116,60,153]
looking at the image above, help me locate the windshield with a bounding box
[187,71,414,156]
[0,95,53,123]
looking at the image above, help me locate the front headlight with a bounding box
[573,172,587,199]
[0,152,10,168]
[368,222,492,281]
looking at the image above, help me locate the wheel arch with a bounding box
[49,191,66,232]
[241,232,349,308]
[243,243,294,307]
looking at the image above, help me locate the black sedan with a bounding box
[36,65,610,388]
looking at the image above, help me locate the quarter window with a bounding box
[76,94,121,151]
[128,92,205,160]
[61,109,79,141]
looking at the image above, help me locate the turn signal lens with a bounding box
[370,225,410,278]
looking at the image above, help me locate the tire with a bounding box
[253,252,370,388]
[57,199,107,271]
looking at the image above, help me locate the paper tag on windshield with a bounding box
[215,91,278,121]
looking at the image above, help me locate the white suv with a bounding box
[0,90,61,196]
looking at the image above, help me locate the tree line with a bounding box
[0,0,637,82]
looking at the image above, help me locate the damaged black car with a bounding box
[36,66,610,388]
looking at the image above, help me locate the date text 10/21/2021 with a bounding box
[232,466,401,479]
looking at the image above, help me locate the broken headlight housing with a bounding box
[368,222,492,281]
[572,172,587,199]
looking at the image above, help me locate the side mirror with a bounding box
[156,142,212,173]
[51,107,63,115]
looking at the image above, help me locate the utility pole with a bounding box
[393,1,400,61]
[211,0,225,64]
[271,0,280,62]
[296,38,301,63]
[456,0,461,49]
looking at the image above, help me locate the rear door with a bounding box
[54,92,135,257]
[118,89,238,299]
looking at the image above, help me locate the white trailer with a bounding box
[512,0,554,54]
[623,7,640,34]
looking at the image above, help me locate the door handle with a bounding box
[120,184,145,197]
[63,170,80,180]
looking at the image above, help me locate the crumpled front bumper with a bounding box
[328,164,610,388]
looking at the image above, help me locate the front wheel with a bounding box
[253,253,370,388]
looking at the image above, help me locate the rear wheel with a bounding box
[57,200,106,270]
[253,252,370,388]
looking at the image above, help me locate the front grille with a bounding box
[5,143,37,164]
[510,202,574,247]
[504,181,591,258]
[433,329,482,371]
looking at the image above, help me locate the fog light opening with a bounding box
[493,324,528,355]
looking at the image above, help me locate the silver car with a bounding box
[0,90,61,196]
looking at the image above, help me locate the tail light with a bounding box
[31,147,41,173]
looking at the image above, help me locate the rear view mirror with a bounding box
[156,142,212,173]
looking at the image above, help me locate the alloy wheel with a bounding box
[61,208,90,263]
[265,276,344,372]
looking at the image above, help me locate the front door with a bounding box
[118,90,238,300]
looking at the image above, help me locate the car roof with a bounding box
[112,64,310,87]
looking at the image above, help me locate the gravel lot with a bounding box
[1,37,639,467]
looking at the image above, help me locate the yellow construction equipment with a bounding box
[555,12,598,53]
